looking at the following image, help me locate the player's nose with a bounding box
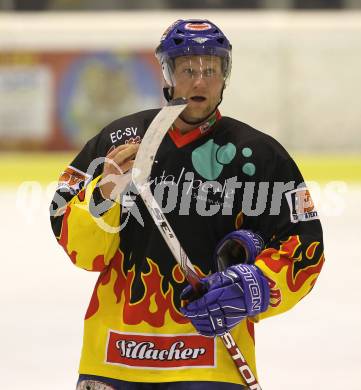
[192,75,208,88]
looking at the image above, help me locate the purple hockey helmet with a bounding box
[155,19,232,87]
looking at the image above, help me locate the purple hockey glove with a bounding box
[180,264,270,337]
[215,229,264,270]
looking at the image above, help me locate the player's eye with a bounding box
[204,68,216,77]
[183,68,194,76]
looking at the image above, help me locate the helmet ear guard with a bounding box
[221,55,232,87]
[158,59,174,102]
[160,60,175,87]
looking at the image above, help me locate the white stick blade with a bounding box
[132,98,187,187]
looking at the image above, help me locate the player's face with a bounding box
[172,55,224,124]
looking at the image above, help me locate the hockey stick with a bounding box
[132,98,261,390]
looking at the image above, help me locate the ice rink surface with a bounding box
[1,183,360,389]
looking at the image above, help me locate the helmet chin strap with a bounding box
[163,85,225,126]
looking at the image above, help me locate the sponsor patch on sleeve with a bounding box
[57,165,91,195]
[285,187,319,223]
[105,331,216,369]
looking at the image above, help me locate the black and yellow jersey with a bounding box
[50,109,324,385]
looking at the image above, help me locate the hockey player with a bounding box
[50,19,324,390]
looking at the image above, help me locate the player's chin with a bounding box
[182,110,208,124]
[185,104,212,119]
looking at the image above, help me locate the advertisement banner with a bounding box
[0,51,162,150]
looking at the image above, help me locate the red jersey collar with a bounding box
[168,110,221,148]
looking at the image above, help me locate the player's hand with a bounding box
[180,264,270,337]
[99,144,139,200]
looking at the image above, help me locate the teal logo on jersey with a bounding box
[191,139,236,180]
[241,147,256,176]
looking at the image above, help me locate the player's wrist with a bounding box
[88,182,117,218]
[98,181,115,200]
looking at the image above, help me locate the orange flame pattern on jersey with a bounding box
[58,204,106,270]
[266,277,282,308]
[85,250,205,327]
[58,205,206,327]
[123,256,187,326]
[247,319,255,343]
[58,206,77,265]
[258,235,324,292]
